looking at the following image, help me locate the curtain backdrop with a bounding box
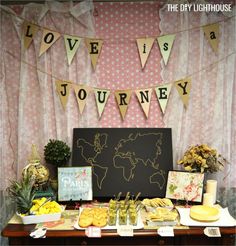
[159,2,236,213]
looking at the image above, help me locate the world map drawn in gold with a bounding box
[76,132,166,190]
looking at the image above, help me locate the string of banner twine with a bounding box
[0,5,235,41]
[3,49,236,95]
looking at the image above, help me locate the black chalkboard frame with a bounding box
[71,128,173,199]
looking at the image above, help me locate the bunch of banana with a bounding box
[148,207,178,222]
[142,198,173,207]
[30,197,62,215]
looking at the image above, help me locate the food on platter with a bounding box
[147,207,178,222]
[142,198,173,210]
[78,207,108,228]
[30,197,62,215]
[190,205,220,222]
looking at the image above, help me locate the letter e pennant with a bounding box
[115,90,132,120]
[64,35,81,65]
[157,34,175,65]
[135,88,152,118]
[55,80,71,110]
[85,38,103,70]
[74,84,91,114]
[202,23,219,53]
[155,83,172,114]
[175,78,191,108]
[136,38,155,69]
[22,21,39,49]
[94,89,110,119]
[39,28,61,57]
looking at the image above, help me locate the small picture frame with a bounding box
[58,166,92,201]
[165,171,204,202]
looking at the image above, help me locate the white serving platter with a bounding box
[177,207,236,227]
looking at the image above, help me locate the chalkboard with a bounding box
[58,167,93,201]
[72,128,173,198]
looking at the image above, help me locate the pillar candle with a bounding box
[203,193,213,206]
[206,180,217,204]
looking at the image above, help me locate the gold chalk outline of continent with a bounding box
[149,170,166,190]
[76,133,108,190]
[113,132,166,188]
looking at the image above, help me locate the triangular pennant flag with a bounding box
[55,80,71,110]
[22,21,39,49]
[73,84,90,114]
[202,23,219,53]
[157,34,175,65]
[85,38,103,70]
[155,83,172,114]
[175,78,191,108]
[135,88,152,118]
[136,38,155,69]
[39,28,61,57]
[64,35,81,65]
[115,90,132,120]
[94,89,110,118]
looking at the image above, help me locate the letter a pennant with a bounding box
[73,84,91,114]
[136,38,155,69]
[202,23,219,53]
[22,21,39,49]
[157,34,175,65]
[85,38,103,70]
[94,89,110,118]
[175,77,191,108]
[39,28,61,57]
[115,90,132,120]
[55,80,71,110]
[64,35,81,65]
[155,83,172,114]
[135,88,152,118]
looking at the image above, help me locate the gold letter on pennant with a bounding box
[64,35,81,65]
[22,21,39,50]
[175,78,191,108]
[85,38,103,70]
[73,84,90,114]
[155,83,172,114]
[94,89,110,119]
[115,90,132,120]
[55,80,71,110]
[39,28,61,57]
[202,23,219,53]
[136,38,155,69]
[135,88,152,118]
[157,34,175,65]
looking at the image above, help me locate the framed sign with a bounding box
[165,171,204,202]
[58,167,92,201]
[72,128,173,198]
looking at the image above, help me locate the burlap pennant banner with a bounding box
[157,34,175,66]
[136,38,155,69]
[115,90,132,120]
[202,23,219,53]
[135,88,152,118]
[155,83,172,114]
[73,84,91,114]
[55,80,71,110]
[22,21,39,50]
[85,38,103,70]
[39,28,61,57]
[64,35,81,65]
[175,77,191,108]
[94,89,110,118]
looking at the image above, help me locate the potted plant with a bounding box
[44,139,71,190]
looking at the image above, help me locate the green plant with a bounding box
[44,139,71,167]
[7,173,36,214]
